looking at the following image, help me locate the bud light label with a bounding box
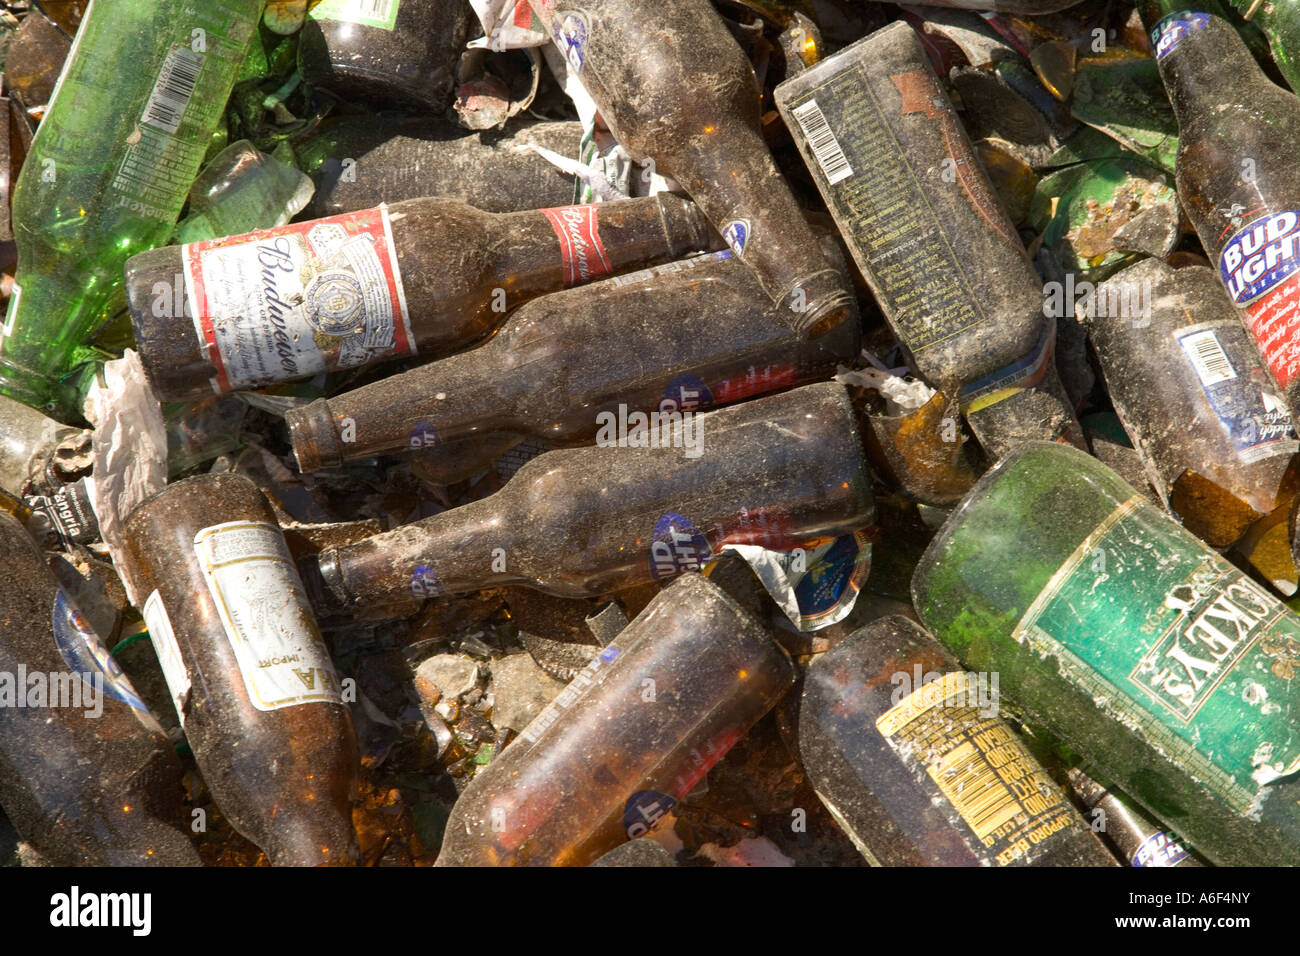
[722,219,750,257]
[555,11,588,73]
[648,513,711,580]
[1218,210,1300,387]
[411,565,445,600]
[1133,831,1191,867]
[1153,12,1209,60]
[542,204,612,287]
[52,589,151,715]
[624,790,677,838]
[659,376,712,416]
[408,421,440,449]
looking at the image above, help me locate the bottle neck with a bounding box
[320,496,522,606]
[1155,13,1256,123]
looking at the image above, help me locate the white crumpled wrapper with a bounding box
[724,532,872,633]
[835,350,937,417]
[82,351,168,607]
[468,0,549,51]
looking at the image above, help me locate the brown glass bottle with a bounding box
[774,23,1048,399]
[287,250,860,472]
[302,382,874,609]
[0,512,200,866]
[294,116,582,219]
[1068,767,1203,867]
[297,0,475,113]
[1086,257,1300,543]
[434,569,794,866]
[1151,11,1300,410]
[123,474,360,866]
[0,392,81,497]
[798,615,1116,866]
[526,0,853,338]
[125,193,716,402]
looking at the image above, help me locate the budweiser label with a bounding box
[542,204,613,287]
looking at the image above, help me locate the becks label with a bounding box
[184,205,414,393]
[1218,210,1300,387]
[542,204,612,287]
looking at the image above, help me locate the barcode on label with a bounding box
[141,45,203,135]
[929,740,1022,841]
[1180,329,1236,386]
[791,98,853,185]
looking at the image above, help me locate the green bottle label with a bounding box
[1015,496,1300,816]
[309,0,400,31]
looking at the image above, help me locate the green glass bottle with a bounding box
[0,0,263,413]
[1229,0,1300,91]
[913,441,1300,866]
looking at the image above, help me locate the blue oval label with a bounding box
[648,513,711,580]
[721,219,750,257]
[659,376,713,416]
[409,421,440,450]
[1219,210,1300,304]
[52,589,150,714]
[1133,830,1191,867]
[411,565,446,599]
[555,12,588,73]
[624,790,677,838]
[1152,12,1210,60]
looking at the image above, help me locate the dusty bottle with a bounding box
[913,441,1300,866]
[1068,767,1203,867]
[126,193,715,402]
[295,116,582,219]
[434,569,795,866]
[798,615,1115,866]
[286,249,860,472]
[774,23,1048,403]
[1150,11,1300,410]
[303,382,874,609]
[1086,258,1300,546]
[0,512,200,866]
[0,0,262,412]
[123,474,361,866]
[298,0,475,113]
[526,0,853,338]
[0,393,83,496]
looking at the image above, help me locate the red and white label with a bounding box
[713,364,798,404]
[1243,274,1300,389]
[542,204,612,287]
[184,205,414,394]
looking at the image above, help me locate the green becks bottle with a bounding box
[0,0,263,414]
[1230,0,1300,91]
[913,441,1300,866]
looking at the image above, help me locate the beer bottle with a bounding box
[913,441,1300,866]
[774,24,1059,429]
[1086,257,1300,546]
[434,569,794,866]
[295,116,582,219]
[525,0,853,338]
[126,194,715,402]
[286,250,860,473]
[0,511,200,866]
[1068,767,1203,867]
[123,474,360,866]
[798,615,1115,866]
[0,0,262,413]
[298,0,475,113]
[1150,11,1300,411]
[302,382,874,609]
[0,393,84,497]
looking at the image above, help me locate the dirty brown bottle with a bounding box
[294,116,582,218]
[123,474,360,866]
[298,0,475,113]
[1068,767,1203,867]
[125,193,716,402]
[526,0,853,338]
[798,615,1116,866]
[302,382,874,610]
[774,24,1052,409]
[435,568,794,866]
[286,250,860,472]
[1086,257,1300,548]
[0,511,200,866]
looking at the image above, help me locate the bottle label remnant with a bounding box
[1217,210,1300,388]
[541,204,612,286]
[1153,12,1211,60]
[183,205,414,393]
[142,591,192,726]
[194,522,343,711]
[1013,495,1300,814]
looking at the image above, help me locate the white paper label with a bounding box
[143,590,191,726]
[193,521,342,711]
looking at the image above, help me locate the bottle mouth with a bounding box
[777,270,857,340]
[286,400,343,474]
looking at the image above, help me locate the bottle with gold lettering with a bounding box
[798,615,1115,866]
